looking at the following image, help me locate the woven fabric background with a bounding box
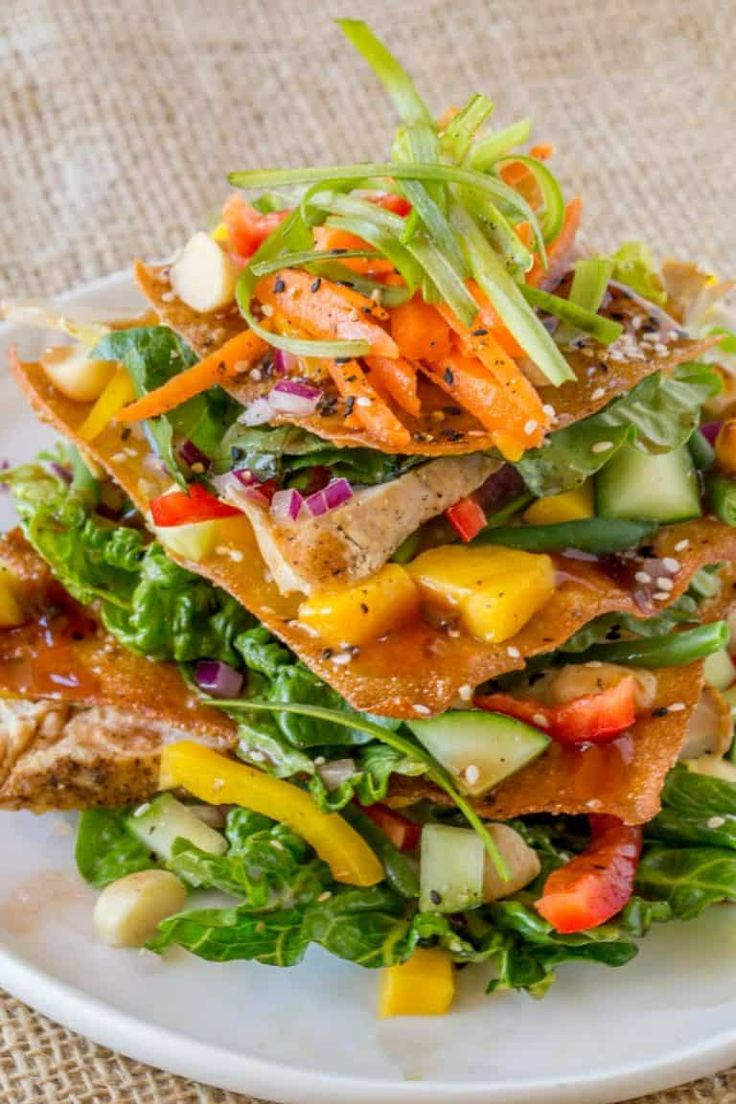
[0,0,734,1101]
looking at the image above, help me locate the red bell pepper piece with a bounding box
[222,194,289,260]
[359,802,421,852]
[475,675,637,746]
[150,483,241,527]
[535,816,643,933]
[368,193,412,217]
[445,496,487,543]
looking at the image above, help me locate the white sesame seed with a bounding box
[317,890,333,902]
[371,288,383,304]
[674,539,690,552]
[707,815,726,829]
[585,660,603,668]
[261,303,274,318]
[542,404,556,419]
[524,419,538,435]
[160,290,176,303]
[212,778,225,793]
[413,703,432,715]
[668,702,686,712]
[590,387,606,401]
[656,577,674,591]
[458,684,473,701]
[314,756,326,765]
[228,549,244,563]
[356,396,372,407]
[532,713,548,728]
[506,645,521,658]
[464,764,480,785]
[653,591,671,601]
[271,839,285,852]
[331,653,353,666]
[591,440,614,453]
[661,557,680,573]
[250,368,262,382]
[635,571,653,584]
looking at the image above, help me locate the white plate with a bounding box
[1,272,735,1104]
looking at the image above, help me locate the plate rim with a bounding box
[1,271,735,1103]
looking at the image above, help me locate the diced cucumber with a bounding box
[154,519,222,562]
[419,824,485,913]
[407,709,550,796]
[704,648,736,691]
[127,793,228,860]
[595,443,701,523]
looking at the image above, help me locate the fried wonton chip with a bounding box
[11,349,736,719]
[388,663,704,825]
[0,532,235,810]
[135,261,714,456]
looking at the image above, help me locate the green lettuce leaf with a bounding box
[516,364,722,496]
[76,808,159,888]
[609,241,667,307]
[644,767,736,851]
[636,845,736,919]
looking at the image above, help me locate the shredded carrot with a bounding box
[527,197,583,288]
[364,356,421,418]
[390,297,453,362]
[255,270,398,358]
[313,226,394,276]
[116,329,268,422]
[467,281,525,358]
[500,161,542,209]
[530,143,554,160]
[328,359,411,449]
[436,303,548,446]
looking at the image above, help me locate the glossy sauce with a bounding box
[0,589,100,700]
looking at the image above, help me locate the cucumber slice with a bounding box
[595,443,701,523]
[407,710,550,796]
[154,518,221,562]
[419,824,485,912]
[704,648,736,691]
[127,793,228,860]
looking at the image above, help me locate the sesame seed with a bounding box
[458,684,473,701]
[160,290,176,303]
[356,396,372,407]
[542,404,556,419]
[314,756,326,766]
[524,419,538,435]
[430,890,443,905]
[464,764,480,785]
[250,368,262,382]
[668,702,686,712]
[653,591,671,601]
[674,539,690,552]
[260,303,274,318]
[590,387,606,401]
[317,890,333,902]
[708,815,726,829]
[585,661,603,668]
[249,750,266,762]
[370,288,383,304]
[271,839,285,852]
[591,440,614,453]
[532,713,548,728]
[656,577,674,591]
[229,549,244,563]
[507,645,521,658]
[331,653,353,666]
[635,571,653,584]
[413,704,432,715]
[661,557,680,573]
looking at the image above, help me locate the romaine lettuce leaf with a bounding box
[75,808,159,888]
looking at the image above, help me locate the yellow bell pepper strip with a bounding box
[158,741,384,887]
[79,365,137,442]
[379,947,455,1017]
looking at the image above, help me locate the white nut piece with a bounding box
[169,231,239,314]
[93,870,187,948]
[41,345,116,402]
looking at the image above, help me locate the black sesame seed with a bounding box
[652,706,669,718]
[472,327,488,336]
[444,367,454,385]
[429,890,442,905]
[345,396,356,416]
[322,648,334,659]
[273,277,286,293]
[310,277,322,293]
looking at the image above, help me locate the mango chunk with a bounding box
[523,482,594,525]
[379,948,455,1018]
[298,563,419,647]
[407,544,554,644]
[0,567,27,628]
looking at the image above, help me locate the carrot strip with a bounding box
[436,303,548,445]
[527,197,583,288]
[529,143,554,160]
[364,356,421,418]
[328,360,411,449]
[390,297,453,362]
[255,270,398,358]
[116,329,268,422]
[466,280,525,358]
[423,355,532,460]
[313,226,394,276]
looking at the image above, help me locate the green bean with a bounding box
[688,429,715,471]
[707,473,736,527]
[565,621,729,668]
[341,805,419,899]
[473,517,656,553]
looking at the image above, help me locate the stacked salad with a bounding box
[2,19,736,1016]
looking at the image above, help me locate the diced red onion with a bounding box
[268,379,323,416]
[273,349,299,376]
[238,397,273,426]
[48,462,73,484]
[195,660,243,699]
[178,439,210,470]
[304,488,329,517]
[323,478,353,509]
[212,470,271,509]
[701,421,723,446]
[317,758,356,791]
[271,488,304,521]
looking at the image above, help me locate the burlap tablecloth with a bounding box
[0,0,734,1100]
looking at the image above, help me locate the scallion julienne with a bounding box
[440,93,495,163]
[207,697,510,879]
[250,248,382,277]
[468,116,533,171]
[493,154,565,243]
[521,284,624,346]
[555,256,614,345]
